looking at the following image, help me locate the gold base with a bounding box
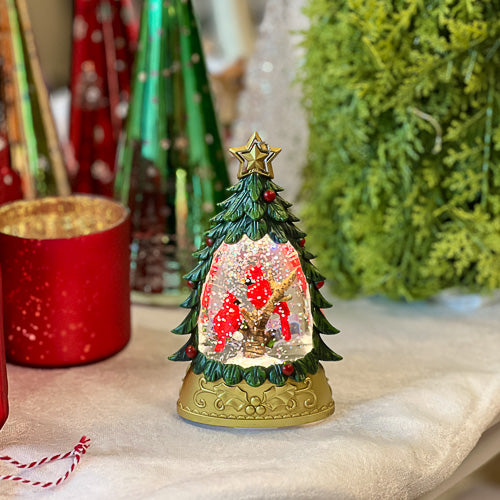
[177,364,334,428]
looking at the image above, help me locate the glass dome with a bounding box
[198,235,313,368]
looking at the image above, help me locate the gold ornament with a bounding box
[177,364,335,428]
[229,131,281,179]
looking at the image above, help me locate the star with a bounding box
[242,144,268,172]
[229,131,281,179]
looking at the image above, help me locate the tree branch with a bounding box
[261,270,297,315]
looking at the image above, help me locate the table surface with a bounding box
[1,296,499,499]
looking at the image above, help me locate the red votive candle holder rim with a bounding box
[0,195,130,241]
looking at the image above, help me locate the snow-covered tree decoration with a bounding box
[171,132,341,428]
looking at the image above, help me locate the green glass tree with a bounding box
[0,0,69,199]
[300,0,500,300]
[170,132,341,397]
[114,0,230,303]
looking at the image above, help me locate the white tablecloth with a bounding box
[1,297,499,499]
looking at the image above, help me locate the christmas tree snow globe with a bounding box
[171,132,341,427]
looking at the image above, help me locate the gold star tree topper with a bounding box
[229,132,281,179]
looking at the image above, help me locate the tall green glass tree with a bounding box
[300,0,500,300]
[114,0,230,302]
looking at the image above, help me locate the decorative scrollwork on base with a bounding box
[178,364,335,428]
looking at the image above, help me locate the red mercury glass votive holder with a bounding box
[0,196,131,367]
[0,268,8,429]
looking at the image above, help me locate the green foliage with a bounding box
[243,366,267,387]
[300,0,500,300]
[204,360,223,382]
[223,364,243,385]
[267,365,287,386]
[170,169,342,386]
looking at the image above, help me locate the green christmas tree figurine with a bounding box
[171,132,341,428]
[114,0,230,304]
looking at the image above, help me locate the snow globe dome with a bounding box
[198,235,313,366]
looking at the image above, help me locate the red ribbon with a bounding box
[0,436,91,488]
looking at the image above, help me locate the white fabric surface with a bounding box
[0,297,499,499]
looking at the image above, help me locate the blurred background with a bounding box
[24,0,308,198]
[27,0,265,90]
[2,0,500,500]
[27,0,260,142]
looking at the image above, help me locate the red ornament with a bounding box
[187,280,194,289]
[315,281,325,289]
[206,237,214,247]
[185,345,198,359]
[0,269,8,430]
[282,363,294,376]
[299,238,306,247]
[0,197,131,367]
[263,190,276,202]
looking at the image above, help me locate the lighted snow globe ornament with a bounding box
[171,132,341,427]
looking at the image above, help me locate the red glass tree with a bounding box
[0,109,22,205]
[68,0,138,196]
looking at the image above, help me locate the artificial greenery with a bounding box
[170,162,341,387]
[300,0,500,300]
